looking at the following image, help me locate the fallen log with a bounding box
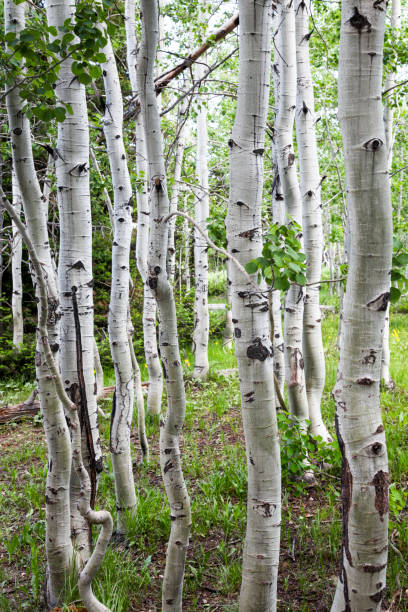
[0,384,151,424]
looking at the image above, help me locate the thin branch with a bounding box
[163,210,262,294]
[382,79,408,97]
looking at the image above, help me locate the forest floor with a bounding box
[0,311,407,611]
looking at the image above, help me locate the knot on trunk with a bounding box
[349,7,371,30]
[363,138,384,152]
[246,337,270,362]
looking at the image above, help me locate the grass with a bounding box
[0,307,407,610]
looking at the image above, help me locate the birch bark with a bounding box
[5,2,73,604]
[99,22,137,531]
[125,0,163,416]
[331,3,392,610]
[137,1,191,608]
[193,58,210,380]
[45,0,101,563]
[295,0,330,441]
[274,0,309,428]
[11,168,23,348]
[227,2,281,609]
[168,102,186,284]
[381,0,400,389]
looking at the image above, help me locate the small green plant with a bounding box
[245,221,306,290]
[390,237,408,303]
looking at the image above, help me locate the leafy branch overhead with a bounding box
[245,221,307,290]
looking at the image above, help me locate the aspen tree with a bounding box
[168,100,186,284]
[331,2,392,610]
[274,0,309,428]
[11,169,23,348]
[98,19,137,530]
[381,0,401,390]
[137,1,191,608]
[45,0,101,562]
[2,194,113,612]
[193,53,210,380]
[125,0,163,416]
[227,2,281,609]
[5,1,73,603]
[295,0,330,441]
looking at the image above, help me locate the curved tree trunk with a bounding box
[11,169,23,348]
[227,2,281,610]
[274,0,309,428]
[137,2,191,609]
[295,0,330,441]
[193,57,210,380]
[5,2,73,604]
[45,0,101,564]
[125,0,163,416]
[99,22,137,532]
[331,3,391,610]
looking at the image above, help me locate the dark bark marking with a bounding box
[234,327,241,338]
[254,501,275,518]
[238,228,257,240]
[371,470,389,520]
[371,442,382,455]
[362,350,376,365]
[287,153,295,166]
[366,292,390,311]
[249,455,255,465]
[232,318,238,324]
[363,138,384,152]
[246,338,270,361]
[335,414,353,570]
[164,459,173,474]
[375,424,384,434]
[72,287,98,510]
[370,589,385,603]
[362,563,387,573]
[349,7,371,30]
[148,276,158,290]
[356,377,374,385]
[253,148,264,155]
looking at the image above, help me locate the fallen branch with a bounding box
[125,13,239,119]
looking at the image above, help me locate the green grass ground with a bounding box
[0,309,407,611]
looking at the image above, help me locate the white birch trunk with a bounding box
[11,169,23,348]
[93,339,104,401]
[223,259,234,349]
[168,104,186,284]
[227,2,281,609]
[274,0,309,427]
[125,0,163,416]
[182,198,191,291]
[5,2,73,604]
[99,24,137,531]
[137,2,191,608]
[193,59,210,380]
[295,0,330,441]
[5,0,73,606]
[381,0,400,389]
[331,3,391,610]
[45,0,101,563]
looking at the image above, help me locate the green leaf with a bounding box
[245,260,259,274]
[77,72,92,85]
[94,52,107,63]
[54,107,66,123]
[390,286,401,303]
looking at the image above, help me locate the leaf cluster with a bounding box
[245,221,306,290]
[390,237,408,303]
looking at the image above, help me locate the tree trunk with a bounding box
[193,57,210,380]
[11,168,23,348]
[227,2,281,610]
[5,2,73,604]
[295,0,330,441]
[331,3,392,610]
[381,0,400,390]
[168,102,186,284]
[182,197,191,292]
[99,24,137,531]
[126,0,163,416]
[274,0,309,428]
[137,2,191,609]
[223,259,234,349]
[45,0,101,564]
